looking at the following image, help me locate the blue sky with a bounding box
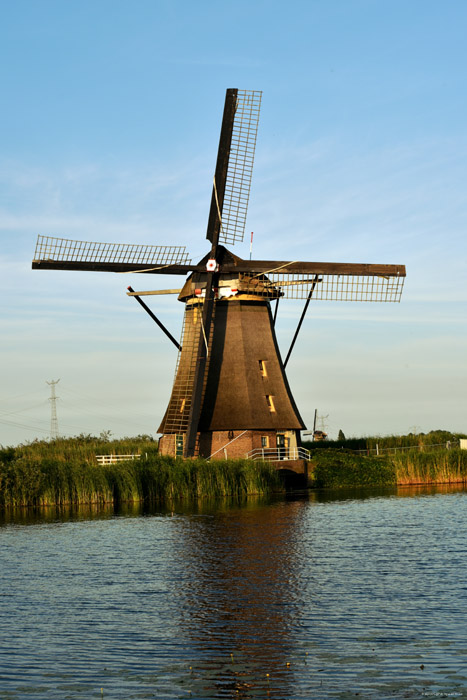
[1,0,466,445]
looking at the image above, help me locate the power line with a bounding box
[0,382,157,443]
[0,388,47,407]
[0,416,51,435]
[0,401,48,417]
[59,385,153,417]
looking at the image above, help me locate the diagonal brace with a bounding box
[127,286,181,351]
[283,276,319,369]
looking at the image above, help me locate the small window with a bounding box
[261,436,269,448]
[266,395,276,412]
[258,360,267,377]
[175,434,184,457]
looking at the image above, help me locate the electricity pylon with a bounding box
[46,379,60,440]
[317,413,329,433]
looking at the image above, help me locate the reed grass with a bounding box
[14,434,158,463]
[392,448,467,485]
[2,434,466,506]
[310,446,467,489]
[0,439,282,508]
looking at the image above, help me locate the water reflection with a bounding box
[1,486,466,699]
[2,482,465,528]
[170,499,308,697]
[307,482,467,503]
[0,501,138,527]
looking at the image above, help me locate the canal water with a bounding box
[0,486,466,700]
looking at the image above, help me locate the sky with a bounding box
[1,0,466,445]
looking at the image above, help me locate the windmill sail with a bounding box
[33,235,405,303]
[240,270,405,302]
[206,90,261,246]
[32,235,192,271]
[218,90,262,245]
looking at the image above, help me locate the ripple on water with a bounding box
[0,488,466,699]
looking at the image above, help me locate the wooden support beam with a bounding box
[33,259,406,278]
[127,289,181,296]
[127,286,181,351]
[283,277,319,369]
[32,260,196,275]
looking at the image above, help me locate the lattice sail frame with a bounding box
[34,235,192,266]
[241,272,405,302]
[219,90,262,246]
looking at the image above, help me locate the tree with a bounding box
[338,429,346,441]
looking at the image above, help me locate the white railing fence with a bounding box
[96,454,141,465]
[246,447,311,462]
[352,441,461,456]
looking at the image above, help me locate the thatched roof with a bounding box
[159,298,305,433]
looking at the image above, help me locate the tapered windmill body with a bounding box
[32,89,406,459]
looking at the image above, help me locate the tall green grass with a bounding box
[0,439,282,508]
[310,451,396,489]
[2,434,466,505]
[137,457,280,502]
[309,446,467,489]
[392,448,467,485]
[305,430,467,488]
[14,434,158,463]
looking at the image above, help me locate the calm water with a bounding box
[0,486,466,700]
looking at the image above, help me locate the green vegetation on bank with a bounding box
[1,431,466,508]
[0,436,282,508]
[391,448,467,485]
[307,431,467,488]
[309,448,467,489]
[310,451,396,488]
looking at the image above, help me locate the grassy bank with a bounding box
[310,451,396,488]
[2,433,466,507]
[392,448,467,485]
[309,447,467,489]
[305,430,467,488]
[0,438,282,508]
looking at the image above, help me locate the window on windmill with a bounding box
[180,398,186,413]
[261,436,269,448]
[266,395,276,412]
[258,360,267,377]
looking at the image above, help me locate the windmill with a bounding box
[32,89,405,460]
